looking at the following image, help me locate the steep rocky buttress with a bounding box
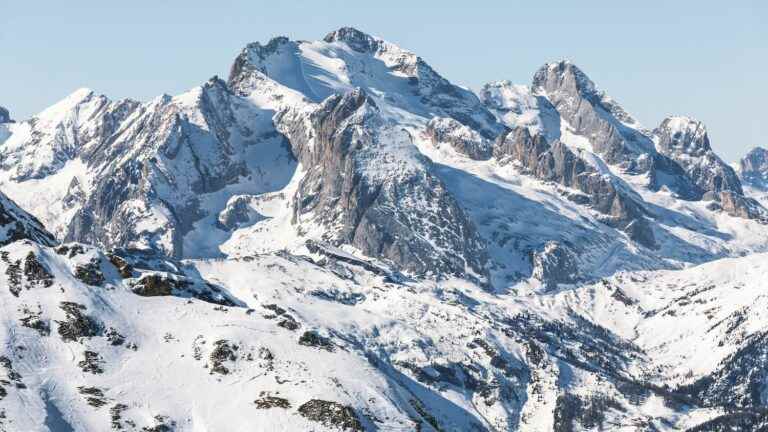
[275,89,490,284]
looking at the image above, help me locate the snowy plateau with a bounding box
[1,27,768,431]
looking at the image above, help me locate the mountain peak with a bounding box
[322,26,380,53]
[204,75,228,91]
[656,116,711,155]
[745,146,768,160]
[741,146,768,183]
[36,87,100,122]
[0,106,11,123]
[64,87,97,105]
[243,36,291,59]
[532,60,597,99]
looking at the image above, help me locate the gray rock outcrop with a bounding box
[0,193,56,247]
[494,127,656,248]
[217,195,266,230]
[654,116,743,196]
[0,106,11,123]
[740,147,768,191]
[713,191,768,222]
[424,117,492,160]
[531,241,579,289]
[532,61,701,200]
[276,89,490,284]
[60,77,293,258]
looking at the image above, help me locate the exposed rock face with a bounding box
[740,147,768,190]
[60,78,294,258]
[297,399,363,431]
[110,248,240,306]
[217,195,265,230]
[276,89,490,284]
[0,193,56,247]
[424,117,492,160]
[651,119,768,221]
[714,191,768,222]
[494,127,656,248]
[56,302,101,342]
[532,61,649,165]
[531,241,579,289]
[0,106,11,123]
[654,116,743,196]
[532,61,700,199]
[323,26,381,53]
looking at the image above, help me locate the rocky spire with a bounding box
[532,61,705,200]
[532,61,648,164]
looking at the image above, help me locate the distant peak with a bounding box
[252,35,291,49]
[148,93,173,107]
[323,27,380,53]
[659,116,706,132]
[68,87,96,101]
[740,147,768,183]
[481,80,515,89]
[742,147,768,170]
[56,87,98,109]
[0,106,11,123]
[532,60,597,97]
[241,36,292,62]
[746,146,768,158]
[35,87,102,121]
[204,75,228,89]
[655,115,712,156]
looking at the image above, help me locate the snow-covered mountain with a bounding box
[739,147,768,206]
[1,27,767,431]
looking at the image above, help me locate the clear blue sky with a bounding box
[2,1,765,161]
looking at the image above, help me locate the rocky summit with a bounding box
[0,107,11,124]
[1,27,768,432]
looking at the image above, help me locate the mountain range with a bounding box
[1,27,768,431]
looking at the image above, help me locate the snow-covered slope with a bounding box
[1,26,768,431]
[2,236,767,431]
[0,192,55,248]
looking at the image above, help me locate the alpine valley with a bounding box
[1,27,768,431]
